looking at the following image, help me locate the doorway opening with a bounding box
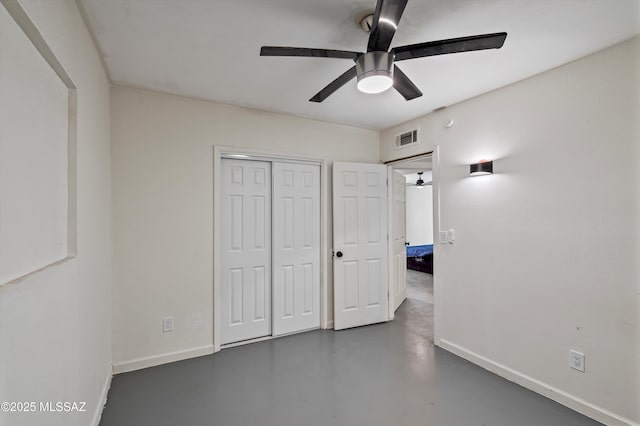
[390,153,435,343]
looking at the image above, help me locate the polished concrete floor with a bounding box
[100,271,600,426]
[406,268,434,304]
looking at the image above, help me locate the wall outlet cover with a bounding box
[569,349,585,372]
[191,312,202,328]
[162,317,174,333]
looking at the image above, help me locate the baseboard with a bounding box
[113,345,214,374]
[438,339,639,426]
[91,366,113,426]
[326,320,334,329]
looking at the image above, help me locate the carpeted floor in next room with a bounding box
[100,269,600,426]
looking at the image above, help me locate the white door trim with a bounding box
[431,147,441,344]
[213,145,328,353]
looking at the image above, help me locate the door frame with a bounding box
[212,145,328,352]
[384,149,441,342]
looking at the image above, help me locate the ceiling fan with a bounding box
[260,0,507,103]
[406,172,432,188]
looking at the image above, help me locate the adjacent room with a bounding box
[388,156,436,342]
[1,0,638,425]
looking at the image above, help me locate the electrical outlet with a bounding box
[162,316,174,333]
[569,350,585,372]
[191,312,202,328]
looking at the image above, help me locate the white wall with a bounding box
[111,86,379,370]
[381,37,639,425]
[406,185,433,246]
[0,1,112,425]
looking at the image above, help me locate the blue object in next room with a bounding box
[406,244,433,257]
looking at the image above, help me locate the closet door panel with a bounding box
[272,162,320,336]
[220,159,271,345]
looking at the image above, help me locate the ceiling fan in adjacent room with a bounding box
[406,172,432,188]
[260,0,507,102]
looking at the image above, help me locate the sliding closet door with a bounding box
[220,159,271,345]
[272,162,321,336]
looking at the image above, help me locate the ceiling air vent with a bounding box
[395,129,418,149]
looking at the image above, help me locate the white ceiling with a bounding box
[80,0,639,130]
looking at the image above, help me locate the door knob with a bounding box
[336,251,343,258]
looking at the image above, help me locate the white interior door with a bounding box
[272,162,320,336]
[333,162,388,330]
[390,169,407,313]
[220,159,271,345]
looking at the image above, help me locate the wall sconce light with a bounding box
[469,160,493,176]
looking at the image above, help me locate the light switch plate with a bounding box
[447,229,456,244]
[439,231,448,244]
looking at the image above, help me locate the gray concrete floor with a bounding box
[406,268,434,304]
[100,271,601,426]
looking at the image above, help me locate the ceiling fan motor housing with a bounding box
[355,51,394,90]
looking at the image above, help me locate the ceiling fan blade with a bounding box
[367,0,408,52]
[392,32,508,62]
[261,46,360,60]
[393,65,422,100]
[406,182,433,186]
[309,66,357,103]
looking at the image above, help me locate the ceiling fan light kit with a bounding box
[260,0,507,103]
[404,171,431,188]
[355,51,394,94]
